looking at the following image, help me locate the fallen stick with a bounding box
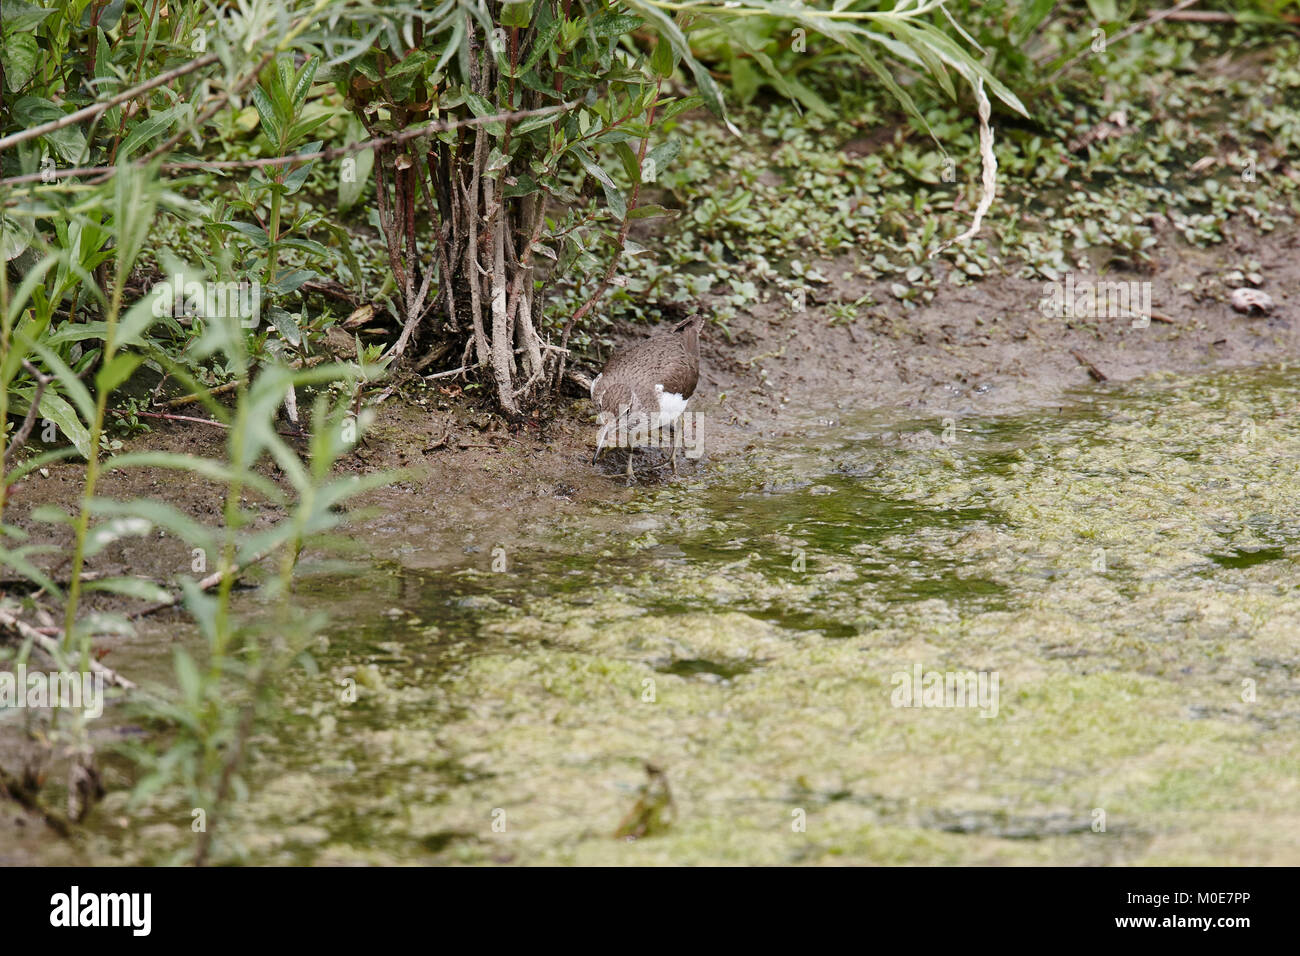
[1166,11,1300,23]
[0,766,73,837]
[109,408,304,438]
[160,355,327,409]
[0,606,136,690]
[1069,349,1109,382]
[127,549,273,621]
[161,379,242,408]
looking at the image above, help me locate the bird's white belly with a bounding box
[655,386,688,425]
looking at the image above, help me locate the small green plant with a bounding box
[223,54,334,351]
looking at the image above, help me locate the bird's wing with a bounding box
[655,337,698,399]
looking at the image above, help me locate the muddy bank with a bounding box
[316,221,1300,569]
[4,223,1297,590]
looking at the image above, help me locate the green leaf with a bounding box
[117,104,186,161]
[174,647,201,709]
[1,2,56,33]
[838,33,930,138]
[513,110,564,137]
[890,20,1028,117]
[338,117,374,212]
[0,544,62,597]
[523,17,562,74]
[591,13,642,38]
[643,137,680,182]
[503,173,539,198]
[252,86,282,146]
[281,160,316,195]
[575,147,625,219]
[269,269,316,296]
[464,91,506,136]
[106,452,285,506]
[19,338,91,424]
[651,37,675,79]
[95,353,141,394]
[44,321,112,346]
[2,447,78,487]
[660,95,702,126]
[1,211,34,262]
[292,56,320,110]
[268,306,301,346]
[627,203,680,220]
[217,221,270,247]
[614,141,640,184]
[1086,0,1119,22]
[277,237,329,258]
[31,504,73,525]
[88,497,216,555]
[287,112,333,145]
[1,32,40,90]
[117,289,166,347]
[619,0,735,132]
[178,577,220,647]
[500,0,534,29]
[13,95,87,164]
[36,390,91,459]
[486,147,510,173]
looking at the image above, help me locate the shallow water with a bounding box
[60,365,1300,863]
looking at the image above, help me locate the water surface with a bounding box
[76,365,1300,864]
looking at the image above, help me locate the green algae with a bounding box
[76,364,1300,865]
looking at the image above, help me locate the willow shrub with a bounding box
[312,1,1026,415]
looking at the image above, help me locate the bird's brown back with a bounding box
[593,315,703,414]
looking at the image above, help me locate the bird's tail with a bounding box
[673,313,705,334]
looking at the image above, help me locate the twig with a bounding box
[0,54,219,153]
[0,606,136,690]
[0,101,579,188]
[1046,0,1200,86]
[128,548,273,621]
[0,765,73,837]
[424,365,468,381]
[112,408,227,429]
[3,361,51,465]
[161,380,243,408]
[930,78,996,258]
[109,408,302,437]
[1069,349,1109,382]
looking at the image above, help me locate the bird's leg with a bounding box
[625,446,635,483]
[593,419,611,466]
[669,419,679,476]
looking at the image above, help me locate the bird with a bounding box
[591,313,704,480]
